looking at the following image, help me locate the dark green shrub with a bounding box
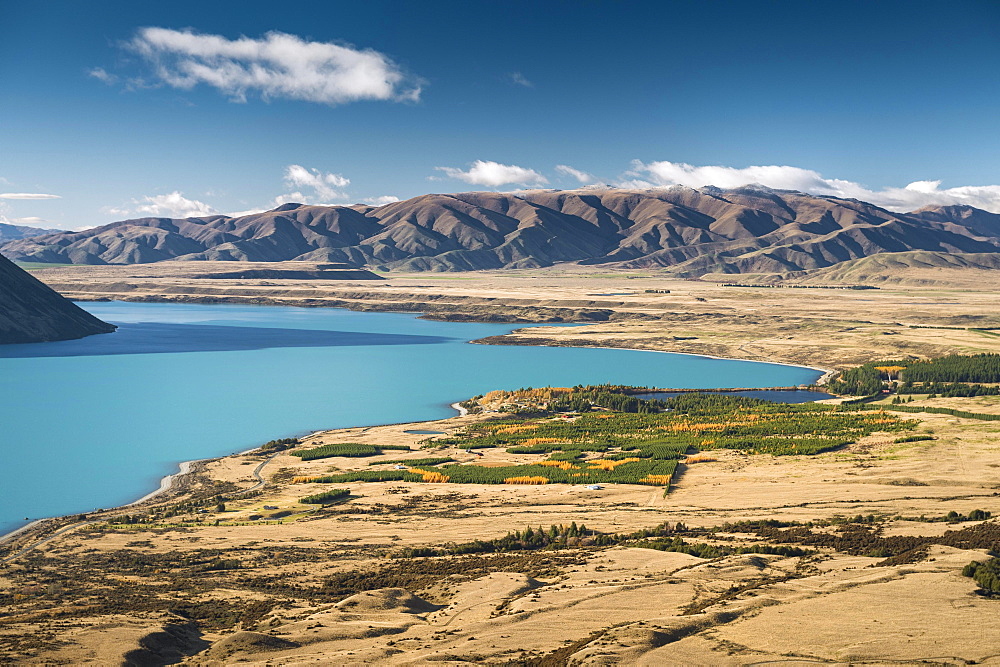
[300,488,351,505]
[963,557,1000,593]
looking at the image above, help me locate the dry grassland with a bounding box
[2,264,1000,664]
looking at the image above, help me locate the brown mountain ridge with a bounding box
[3,186,999,275]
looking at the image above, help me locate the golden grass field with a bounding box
[3,263,1000,665]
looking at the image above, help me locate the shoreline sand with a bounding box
[123,458,204,508]
[0,460,211,550]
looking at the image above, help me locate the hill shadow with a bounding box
[0,322,454,358]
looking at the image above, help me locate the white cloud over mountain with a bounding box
[555,164,596,184]
[108,165,355,220]
[126,28,422,106]
[283,164,350,202]
[106,191,217,218]
[436,160,548,187]
[626,160,1000,213]
[364,195,400,206]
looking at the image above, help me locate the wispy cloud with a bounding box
[282,164,350,202]
[0,192,61,200]
[436,160,548,188]
[508,72,533,88]
[626,160,1000,213]
[555,164,596,184]
[122,28,423,105]
[87,67,118,85]
[106,191,217,218]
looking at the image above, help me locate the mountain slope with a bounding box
[786,250,1000,286]
[0,221,62,243]
[0,254,116,344]
[4,187,1000,275]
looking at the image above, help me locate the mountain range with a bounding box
[3,187,1000,276]
[0,221,61,243]
[0,253,116,344]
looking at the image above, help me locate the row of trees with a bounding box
[316,459,681,487]
[903,353,1000,383]
[368,456,454,467]
[394,522,598,557]
[291,442,412,461]
[856,403,1000,421]
[828,353,1000,396]
[300,488,351,505]
[897,381,1000,397]
[549,389,668,414]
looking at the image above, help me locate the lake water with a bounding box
[0,302,821,536]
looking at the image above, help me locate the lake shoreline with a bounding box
[0,382,836,551]
[0,302,831,554]
[470,334,835,385]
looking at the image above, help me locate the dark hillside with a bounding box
[0,253,116,344]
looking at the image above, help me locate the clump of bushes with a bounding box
[300,488,351,505]
[259,437,299,453]
[894,434,935,443]
[963,557,1000,594]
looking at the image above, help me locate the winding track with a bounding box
[232,451,279,496]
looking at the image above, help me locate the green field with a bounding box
[14,262,74,270]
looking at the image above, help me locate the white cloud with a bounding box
[867,181,1000,213]
[555,164,596,184]
[271,192,308,207]
[0,192,61,200]
[11,217,50,225]
[508,72,533,88]
[282,164,350,202]
[629,161,832,192]
[107,191,218,218]
[125,27,422,105]
[435,160,548,188]
[363,195,400,206]
[627,160,1000,213]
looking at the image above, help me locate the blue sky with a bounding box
[2,0,1000,229]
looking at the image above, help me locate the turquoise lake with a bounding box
[0,302,821,536]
